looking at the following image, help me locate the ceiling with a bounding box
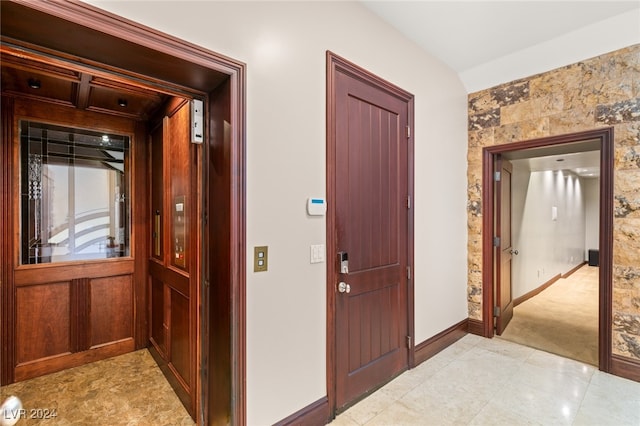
[362,1,631,177]
[362,1,639,75]
[512,151,601,178]
[0,49,169,121]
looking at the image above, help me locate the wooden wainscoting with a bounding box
[13,260,135,382]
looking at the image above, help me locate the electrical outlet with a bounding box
[254,246,268,272]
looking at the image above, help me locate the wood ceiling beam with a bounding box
[75,72,92,110]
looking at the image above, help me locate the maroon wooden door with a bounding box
[148,102,199,418]
[332,61,411,410]
[495,157,514,335]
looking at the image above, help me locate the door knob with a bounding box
[338,281,351,293]
[510,249,519,255]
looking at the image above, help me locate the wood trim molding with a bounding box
[414,319,468,366]
[481,128,615,376]
[467,319,485,336]
[561,261,587,279]
[1,96,15,385]
[598,129,614,375]
[610,355,640,383]
[513,273,561,307]
[15,338,134,382]
[274,397,330,426]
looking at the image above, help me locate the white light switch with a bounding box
[310,244,325,264]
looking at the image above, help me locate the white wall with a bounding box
[584,178,600,260]
[512,164,586,299]
[87,1,469,424]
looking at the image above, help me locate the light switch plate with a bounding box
[310,244,325,264]
[254,246,268,272]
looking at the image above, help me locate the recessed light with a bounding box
[28,78,41,89]
[117,98,128,107]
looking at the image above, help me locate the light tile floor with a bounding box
[331,334,640,426]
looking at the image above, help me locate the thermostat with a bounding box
[307,197,326,216]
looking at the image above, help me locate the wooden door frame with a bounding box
[481,128,613,372]
[326,51,415,417]
[0,1,247,424]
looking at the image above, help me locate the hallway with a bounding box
[500,264,599,366]
[331,334,640,425]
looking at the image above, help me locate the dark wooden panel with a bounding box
[150,277,167,356]
[334,62,410,409]
[74,278,89,352]
[1,96,16,384]
[151,122,164,261]
[87,77,166,119]
[89,275,133,348]
[133,121,149,350]
[13,97,136,136]
[171,289,190,387]
[15,282,72,364]
[168,101,191,271]
[346,97,400,273]
[1,64,77,108]
[0,49,167,121]
[148,259,190,297]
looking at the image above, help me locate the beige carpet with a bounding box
[499,264,599,366]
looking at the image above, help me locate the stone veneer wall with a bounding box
[467,44,640,361]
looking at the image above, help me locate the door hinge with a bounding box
[493,236,500,247]
[407,195,411,209]
[407,266,411,280]
[406,335,412,349]
[494,171,501,181]
[493,306,501,317]
[406,125,411,139]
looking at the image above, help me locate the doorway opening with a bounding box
[481,128,614,373]
[494,143,601,366]
[1,1,246,424]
